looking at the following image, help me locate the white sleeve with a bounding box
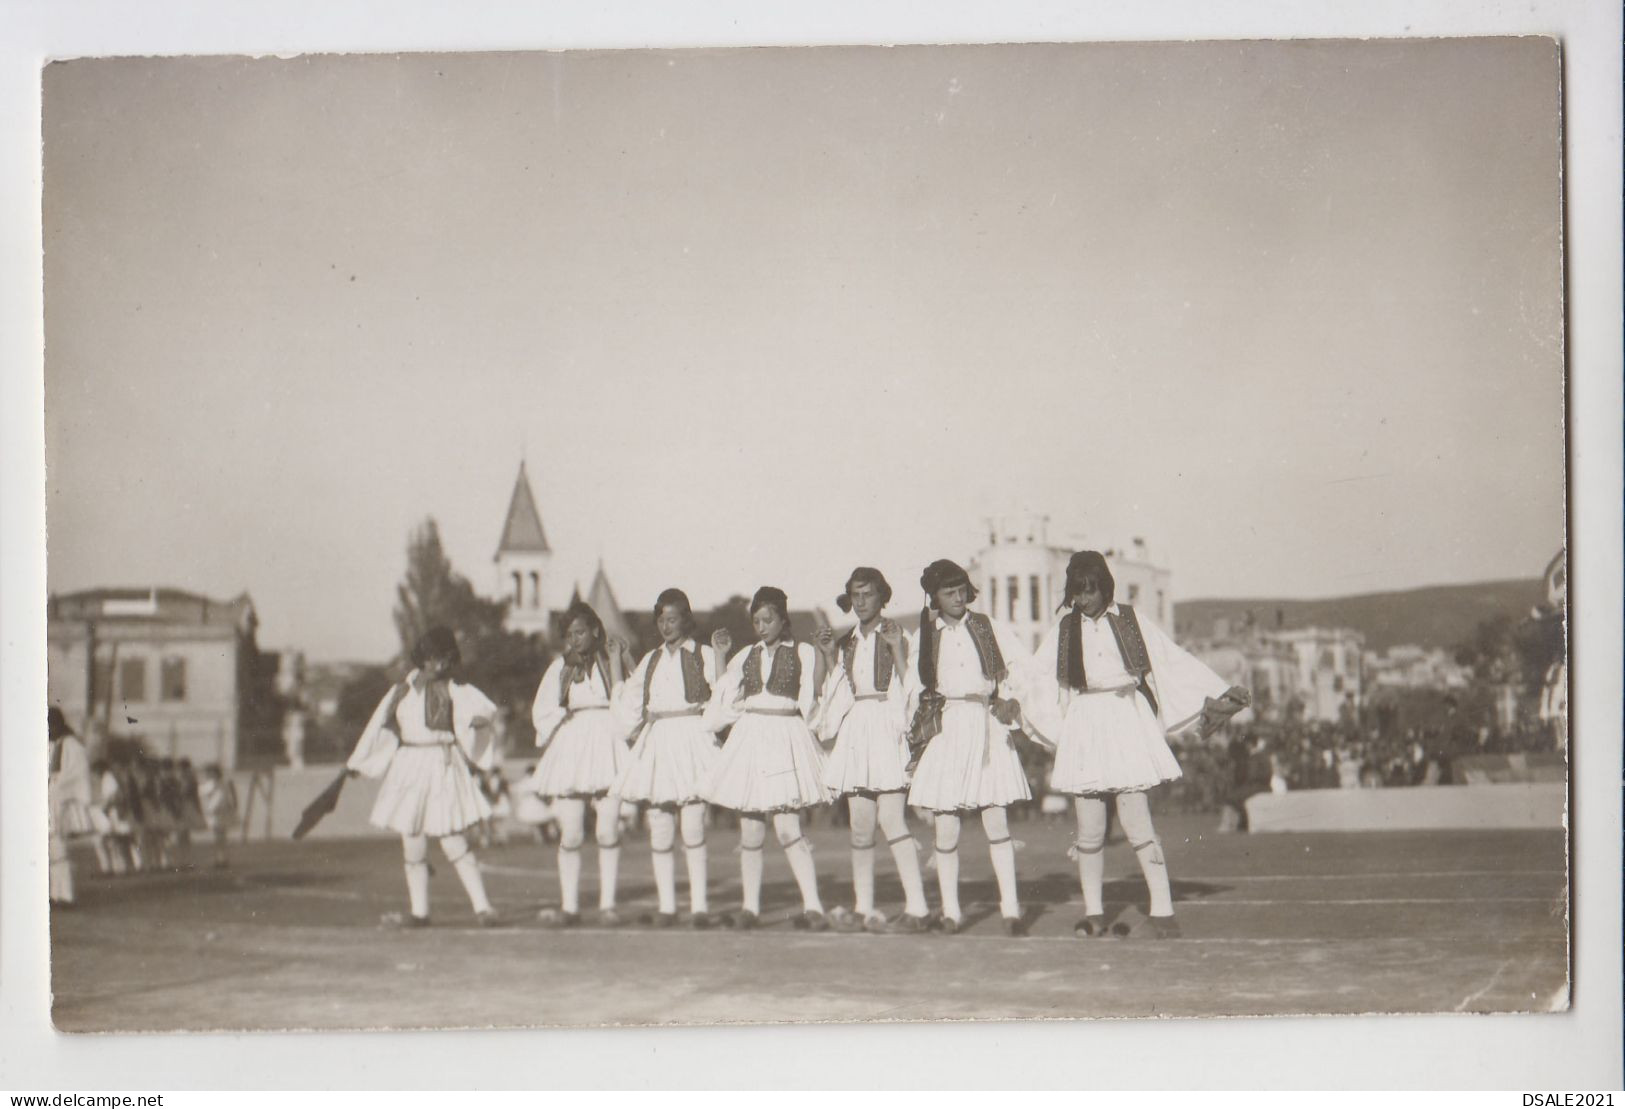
[990,616,1034,676]
[452,681,501,771]
[612,653,652,736]
[797,642,820,721]
[813,656,854,742]
[531,660,567,749]
[701,648,747,734]
[1015,622,1065,749]
[1139,614,1230,734]
[901,630,924,718]
[701,644,722,685]
[346,687,402,779]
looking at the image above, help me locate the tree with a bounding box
[392,518,551,751]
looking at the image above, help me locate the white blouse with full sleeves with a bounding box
[901,612,1034,713]
[531,657,619,749]
[703,640,821,733]
[901,612,1035,811]
[1018,605,1229,747]
[611,640,720,735]
[347,673,499,779]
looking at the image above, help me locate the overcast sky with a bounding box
[42,39,1564,660]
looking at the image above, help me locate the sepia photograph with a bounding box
[7,0,1619,1090]
[36,36,1573,1036]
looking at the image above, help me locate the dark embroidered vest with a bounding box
[642,645,713,712]
[917,612,1007,692]
[840,629,894,692]
[741,642,802,698]
[1056,603,1159,715]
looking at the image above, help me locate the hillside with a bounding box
[1174,578,1545,653]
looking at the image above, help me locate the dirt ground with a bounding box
[49,813,1568,1032]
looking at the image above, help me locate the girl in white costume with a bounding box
[48,707,93,906]
[529,601,630,927]
[1020,551,1249,938]
[812,567,931,933]
[704,586,835,931]
[904,559,1035,936]
[611,588,723,928]
[347,626,502,928]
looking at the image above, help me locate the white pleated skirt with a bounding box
[369,743,491,838]
[615,715,719,807]
[1048,687,1184,795]
[822,700,911,795]
[529,709,628,799]
[706,712,835,814]
[906,702,1032,812]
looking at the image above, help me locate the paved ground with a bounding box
[49,813,1569,1032]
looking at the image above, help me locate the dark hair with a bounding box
[920,559,978,609]
[1061,550,1116,611]
[749,586,792,632]
[48,705,74,741]
[836,567,893,613]
[652,588,697,636]
[561,600,607,648]
[411,626,462,668]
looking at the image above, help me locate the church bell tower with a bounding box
[494,461,552,637]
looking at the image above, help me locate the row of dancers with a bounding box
[343,552,1250,937]
[47,708,240,906]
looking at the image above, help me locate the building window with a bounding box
[1157,591,1166,622]
[529,571,541,609]
[1007,576,1019,622]
[1029,575,1042,621]
[1128,583,1141,604]
[119,658,147,703]
[92,658,112,706]
[161,657,187,702]
[511,571,522,605]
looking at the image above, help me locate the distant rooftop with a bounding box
[494,462,551,556]
[48,587,256,630]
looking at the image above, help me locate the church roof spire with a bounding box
[495,461,551,558]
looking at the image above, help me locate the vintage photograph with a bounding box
[41,38,1566,1033]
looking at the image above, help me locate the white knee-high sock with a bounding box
[784,837,824,913]
[888,833,929,917]
[684,840,708,913]
[403,836,431,918]
[1116,792,1173,917]
[405,861,431,917]
[1075,797,1110,915]
[987,836,1020,918]
[1075,842,1106,915]
[558,844,583,913]
[1133,838,1174,917]
[651,847,678,913]
[935,846,961,920]
[444,836,492,914]
[597,843,620,910]
[680,804,710,913]
[851,845,876,915]
[740,845,764,914]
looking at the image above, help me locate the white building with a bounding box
[1364,644,1470,691]
[493,461,553,638]
[47,587,271,769]
[966,513,1173,651]
[1270,626,1364,722]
